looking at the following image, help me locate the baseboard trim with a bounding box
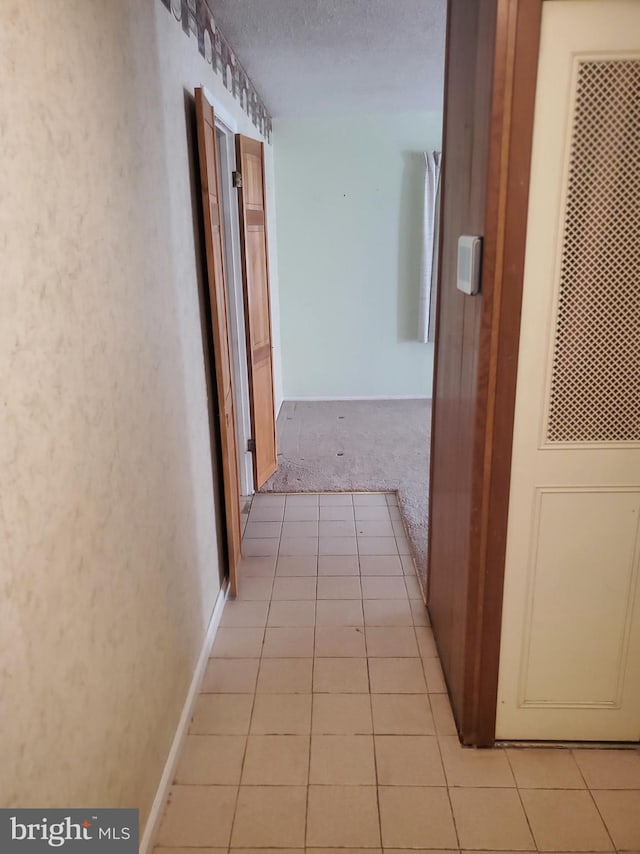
[140,582,229,854]
[283,395,431,402]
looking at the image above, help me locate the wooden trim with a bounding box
[426,0,493,732]
[213,114,255,497]
[195,88,243,596]
[284,396,431,402]
[257,140,278,477]
[425,0,454,611]
[463,0,543,745]
[235,135,278,488]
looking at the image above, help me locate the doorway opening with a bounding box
[212,101,254,499]
[241,129,442,594]
[262,400,432,579]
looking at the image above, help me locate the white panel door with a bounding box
[496,0,640,741]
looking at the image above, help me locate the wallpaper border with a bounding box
[160,0,273,141]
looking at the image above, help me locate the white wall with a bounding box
[0,0,276,829]
[274,111,442,399]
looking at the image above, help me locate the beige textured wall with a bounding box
[0,0,270,824]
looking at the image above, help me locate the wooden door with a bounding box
[195,88,242,596]
[496,0,640,741]
[235,135,277,488]
[427,0,541,744]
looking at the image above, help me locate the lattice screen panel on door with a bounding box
[546,59,640,444]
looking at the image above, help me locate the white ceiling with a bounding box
[210,0,447,118]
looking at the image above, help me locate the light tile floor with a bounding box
[155,492,640,854]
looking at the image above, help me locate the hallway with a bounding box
[4,0,639,841]
[155,492,640,853]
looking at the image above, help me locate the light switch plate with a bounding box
[456,235,482,295]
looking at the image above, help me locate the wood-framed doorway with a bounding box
[207,93,255,499]
[427,0,543,746]
[196,0,543,735]
[204,89,279,500]
[195,87,279,599]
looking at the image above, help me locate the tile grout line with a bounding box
[226,504,267,849]
[240,504,306,848]
[364,580,384,851]
[570,753,618,853]
[305,528,315,850]
[493,744,539,852]
[223,700,252,847]
[432,709,462,852]
[368,653,385,850]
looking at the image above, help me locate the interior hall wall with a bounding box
[0,0,277,828]
[273,111,442,399]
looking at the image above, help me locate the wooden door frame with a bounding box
[427,0,543,745]
[235,134,279,489]
[195,87,243,595]
[203,89,255,498]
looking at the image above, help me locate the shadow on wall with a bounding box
[397,151,426,343]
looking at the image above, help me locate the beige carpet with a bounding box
[260,399,430,588]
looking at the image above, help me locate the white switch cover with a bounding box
[456,235,482,295]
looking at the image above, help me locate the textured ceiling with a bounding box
[210,0,447,117]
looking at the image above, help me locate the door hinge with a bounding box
[247,438,256,453]
[232,170,243,188]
